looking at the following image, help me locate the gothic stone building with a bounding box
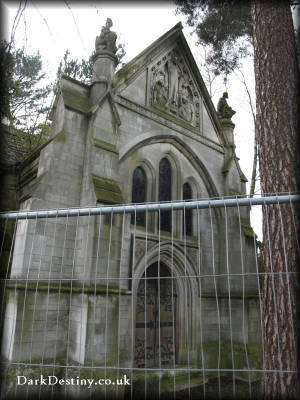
[1,22,261,397]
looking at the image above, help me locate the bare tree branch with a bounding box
[234,67,258,196]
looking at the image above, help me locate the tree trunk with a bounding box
[251,1,299,398]
[249,135,258,196]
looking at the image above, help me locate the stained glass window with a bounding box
[183,182,193,236]
[159,158,172,232]
[131,167,146,226]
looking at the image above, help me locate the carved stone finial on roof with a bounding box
[95,18,117,54]
[217,92,236,120]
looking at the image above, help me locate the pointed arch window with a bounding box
[183,182,193,236]
[131,167,146,226]
[159,158,172,232]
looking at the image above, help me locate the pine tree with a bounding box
[1,41,52,154]
[55,43,126,88]
[251,1,299,397]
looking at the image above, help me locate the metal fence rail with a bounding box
[0,193,299,399]
[0,194,299,220]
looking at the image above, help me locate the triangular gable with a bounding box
[114,23,226,147]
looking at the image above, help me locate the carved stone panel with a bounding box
[150,48,201,129]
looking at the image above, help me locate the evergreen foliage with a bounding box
[0,41,52,154]
[55,42,126,87]
[55,50,94,86]
[0,41,15,123]
[175,0,253,77]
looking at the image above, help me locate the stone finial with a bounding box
[95,18,117,54]
[217,92,236,121]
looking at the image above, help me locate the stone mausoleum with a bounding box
[1,20,261,398]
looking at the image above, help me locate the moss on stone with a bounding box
[93,138,119,154]
[235,217,257,239]
[199,339,262,382]
[5,281,131,295]
[61,88,91,115]
[92,174,124,204]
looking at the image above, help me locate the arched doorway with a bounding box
[134,262,177,368]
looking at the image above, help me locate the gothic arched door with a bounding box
[134,263,177,368]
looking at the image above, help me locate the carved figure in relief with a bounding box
[178,84,195,125]
[152,71,168,107]
[95,18,117,54]
[166,55,181,107]
[217,92,236,120]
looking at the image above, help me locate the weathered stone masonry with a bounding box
[1,21,261,397]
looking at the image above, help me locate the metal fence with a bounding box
[0,193,299,399]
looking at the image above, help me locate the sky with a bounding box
[2,1,261,233]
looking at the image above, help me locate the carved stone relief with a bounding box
[150,49,200,129]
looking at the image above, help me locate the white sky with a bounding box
[3,2,261,235]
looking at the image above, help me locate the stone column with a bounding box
[221,118,235,157]
[90,50,118,104]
